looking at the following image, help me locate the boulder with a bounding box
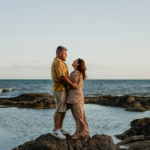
[115,129,136,140]
[13,133,120,150]
[0,93,56,109]
[128,141,150,150]
[130,102,141,107]
[131,118,150,126]
[126,97,135,104]
[125,107,146,112]
[88,134,119,150]
[117,135,144,145]
[115,118,150,149]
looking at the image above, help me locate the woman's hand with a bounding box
[53,78,60,83]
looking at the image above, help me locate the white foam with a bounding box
[0,88,14,93]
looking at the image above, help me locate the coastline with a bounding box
[0,93,150,112]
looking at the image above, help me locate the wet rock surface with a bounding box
[84,95,150,112]
[115,118,150,150]
[0,93,56,109]
[12,133,120,150]
[0,94,150,111]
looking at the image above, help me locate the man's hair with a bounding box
[56,46,67,55]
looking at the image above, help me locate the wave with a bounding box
[0,88,14,93]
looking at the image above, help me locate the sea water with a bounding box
[0,79,150,98]
[0,105,150,150]
[0,80,150,149]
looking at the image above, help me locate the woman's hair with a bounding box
[77,58,87,80]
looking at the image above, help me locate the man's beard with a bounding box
[62,58,66,61]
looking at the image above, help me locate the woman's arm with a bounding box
[53,76,78,89]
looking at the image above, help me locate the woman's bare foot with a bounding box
[70,132,78,137]
[71,134,90,139]
[71,136,80,139]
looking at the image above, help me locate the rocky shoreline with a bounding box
[0,93,150,112]
[115,117,150,150]
[12,133,121,150]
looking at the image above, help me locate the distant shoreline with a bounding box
[0,93,150,112]
[0,79,150,80]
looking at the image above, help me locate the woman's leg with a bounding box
[70,104,78,136]
[71,103,90,139]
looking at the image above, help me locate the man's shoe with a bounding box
[51,130,66,139]
[60,128,70,135]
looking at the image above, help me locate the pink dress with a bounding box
[67,70,90,137]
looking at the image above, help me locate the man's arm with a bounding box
[54,61,78,88]
[53,76,78,89]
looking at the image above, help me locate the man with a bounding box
[51,46,77,139]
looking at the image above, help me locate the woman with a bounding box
[54,58,90,139]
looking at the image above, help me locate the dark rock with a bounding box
[131,118,150,126]
[88,134,119,150]
[0,93,55,109]
[1,94,150,111]
[128,141,150,150]
[125,107,146,112]
[115,129,136,140]
[115,118,150,149]
[126,96,135,104]
[13,133,119,150]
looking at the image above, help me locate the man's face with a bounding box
[61,50,67,61]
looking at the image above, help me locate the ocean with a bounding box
[1,79,150,98]
[0,79,150,150]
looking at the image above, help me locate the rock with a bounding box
[115,118,150,149]
[142,99,150,105]
[126,96,135,104]
[88,134,119,150]
[131,102,141,107]
[136,97,147,102]
[1,94,150,111]
[125,106,146,112]
[13,133,120,150]
[131,118,150,126]
[128,141,150,150]
[117,135,144,145]
[0,93,56,109]
[115,129,136,140]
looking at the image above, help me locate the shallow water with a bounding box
[0,104,150,150]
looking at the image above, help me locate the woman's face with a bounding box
[72,59,79,68]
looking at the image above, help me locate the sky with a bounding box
[0,0,150,79]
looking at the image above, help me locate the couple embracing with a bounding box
[51,46,90,140]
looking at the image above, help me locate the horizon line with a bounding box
[0,79,150,80]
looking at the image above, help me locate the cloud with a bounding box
[10,61,19,66]
[122,64,125,67]
[8,60,51,70]
[133,63,139,67]
[31,60,38,63]
[0,60,51,72]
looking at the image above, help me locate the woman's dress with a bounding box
[67,70,90,137]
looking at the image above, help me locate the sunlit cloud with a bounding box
[10,61,19,66]
[133,63,138,67]
[1,60,50,72]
